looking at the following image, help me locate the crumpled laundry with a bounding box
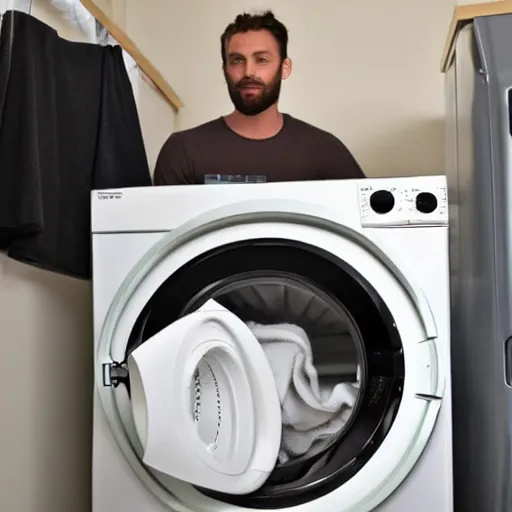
[246,322,360,464]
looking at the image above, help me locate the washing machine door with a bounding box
[96,198,445,512]
[126,298,282,495]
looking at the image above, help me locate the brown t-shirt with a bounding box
[153,114,365,185]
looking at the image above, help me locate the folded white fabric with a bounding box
[246,322,360,464]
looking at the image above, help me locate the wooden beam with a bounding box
[80,0,184,111]
[441,0,512,73]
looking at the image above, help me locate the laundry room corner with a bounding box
[0,0,504,510]
[0,1,177,511]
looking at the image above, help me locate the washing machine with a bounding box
[91,175,453,512]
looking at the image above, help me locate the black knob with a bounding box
[369,190,395,214]
[416,192,438,214]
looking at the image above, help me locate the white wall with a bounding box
[0,1,174,511]
[125,0,495,177]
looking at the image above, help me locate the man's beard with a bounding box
[225,68,282,116]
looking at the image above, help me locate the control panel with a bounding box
[358,179,448,227]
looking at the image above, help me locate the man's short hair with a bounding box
[221,10,289,66]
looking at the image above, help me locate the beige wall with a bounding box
[124,0,495,177]
[0,1,174,511]
[137,77,176,171]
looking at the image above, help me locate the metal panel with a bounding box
[448,14,512,511]
[473,14,512,510]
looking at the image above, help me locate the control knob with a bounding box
[416,192,438,214]
[369,190,395,214]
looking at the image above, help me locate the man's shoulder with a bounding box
[284,115,346,146]
[284,115,365,179]
[171,118,225,142]
[154,119,226,185]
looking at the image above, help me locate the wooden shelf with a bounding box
[80,0,183,111]
[441,0,512,73]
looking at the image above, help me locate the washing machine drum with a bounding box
[113,241,407,510]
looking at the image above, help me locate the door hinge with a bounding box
[103,362,128,387]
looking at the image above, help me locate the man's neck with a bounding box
[224,106,284,140]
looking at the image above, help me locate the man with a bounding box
[153,10,364,185]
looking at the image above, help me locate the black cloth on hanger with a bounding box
[0,10,151,279]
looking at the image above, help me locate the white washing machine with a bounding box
[91,176,453,512]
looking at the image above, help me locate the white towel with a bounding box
[246,322,360,464]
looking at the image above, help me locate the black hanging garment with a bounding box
[0,10,152,279]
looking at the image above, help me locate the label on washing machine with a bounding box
[204,174,267,184]
[96,190,124,200]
